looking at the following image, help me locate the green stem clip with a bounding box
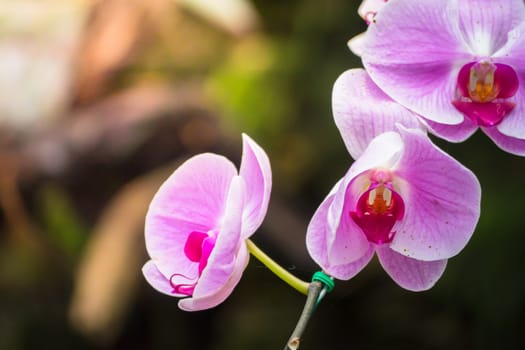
[311,271,335,306]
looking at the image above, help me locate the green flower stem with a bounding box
[246,239,309,295]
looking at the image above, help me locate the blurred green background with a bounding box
[0,0,524,349]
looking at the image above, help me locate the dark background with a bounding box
[0,0,523,349]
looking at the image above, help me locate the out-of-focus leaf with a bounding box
[0,240,45,290]
[68,164,176,345]
[207,36,295,140]
[38,184,87,261]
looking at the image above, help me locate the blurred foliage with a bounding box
[0,0,524,350]
[37,184,87,262]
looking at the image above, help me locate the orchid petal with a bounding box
[328,176,372,265]
[362,0,470,125]
[494,21,525,67]
[422,117,478,142]
[495,75,525,139]
[349,131,404,173]
[347,32,365,57]
[488,28,525,142]
[333,69,423,159]
[357,0,389,22]
[391,127,481,261]
[142,260,182,296]
[482,127,525,156]
[306,187,337,270]
[376,246,447,291]
[239,133,272,238]
[194,176,245,298]
[329,245,375,281]
[307,178,370,268]
[306,189,374,280]
[145,154,237,278]
[456,0,525,56]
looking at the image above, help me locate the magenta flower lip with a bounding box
[349,173,405,245]
[361,0,525,155]
[452,61,519,127]
[142,134,271,311]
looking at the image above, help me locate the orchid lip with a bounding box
[169,273,197,296]
[350,172,404,245]
[171,230,218,296]
[453,60,519,127]
[184,230,217,275]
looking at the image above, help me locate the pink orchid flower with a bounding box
[142,134,271,311]
[361,0,525,155]
[306,69,481,291]
[347,0,389,56]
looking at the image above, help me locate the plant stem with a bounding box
[246,239,309,295]
[284,281,323,350]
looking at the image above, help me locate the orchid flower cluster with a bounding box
[142,0,523,346]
